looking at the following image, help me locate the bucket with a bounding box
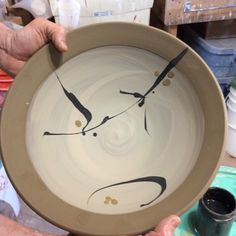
[227,102,236,125]
[230,86,236,99]
[226,123,236,157]
[227,94,236,110]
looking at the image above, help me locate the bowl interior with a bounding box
[26,46,204,215]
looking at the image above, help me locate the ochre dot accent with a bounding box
[104,196,118,205]
[75,120,82,127]
[163,79,171,86]
[167,71,174,78]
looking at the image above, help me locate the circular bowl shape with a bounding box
[0,23,226,235]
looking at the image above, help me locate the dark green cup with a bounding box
[196,187,236,236]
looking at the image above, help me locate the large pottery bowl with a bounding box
[0,23,226,235]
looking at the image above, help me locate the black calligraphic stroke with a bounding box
[44,100,138,136]
[120,90,144,98]
[55,73,92,133]
[138,48,188,106]
[119,48,188,107]
[144,109,149,135]
[44,49,188,136]
[87,176,167,208]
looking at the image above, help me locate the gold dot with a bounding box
[104,200,109,205]
[75,120,82,127]
[167,71,174,78]
[163,79,171,87]
[111,199,118,205]
[105,196,111,200]
[154,71,159,77]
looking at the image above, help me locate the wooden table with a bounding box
[151,0,236,36]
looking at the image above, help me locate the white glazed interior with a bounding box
[26,46,204,214]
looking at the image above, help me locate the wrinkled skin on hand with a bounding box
[0,214,59,236]
[0,18,67,76]
[144,215,181,236]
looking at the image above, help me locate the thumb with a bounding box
[31,18,68,52]
[50,27,68,52]
[154,215,181,236]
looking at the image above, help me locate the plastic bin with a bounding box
[182,26,236,78]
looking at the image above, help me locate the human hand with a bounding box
[0,18,67,76]
[145,215,181,236]
[0,214,67,236]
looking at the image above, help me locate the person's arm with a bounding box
[0,23,17,76]
[0,214,66,236]
[0,18,67,76]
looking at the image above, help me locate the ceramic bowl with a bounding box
[0,23,226,235]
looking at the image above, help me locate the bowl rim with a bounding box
[0,22,226,235]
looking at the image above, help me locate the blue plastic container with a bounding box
[182,26,236,78]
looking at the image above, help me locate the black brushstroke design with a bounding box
[120,90,144,98]
[44,101,137,136]
[139,48,188,106]
[87,176,167,208]
[44,48,188,136]
[144,109,149,135]
[118,48,188,134]
[121,48,188,107]
[55,73,92,134]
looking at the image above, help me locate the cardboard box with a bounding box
[55,8,151,27]
[78,0,153,16]
[50,0,153,27]
[80,9,151,25]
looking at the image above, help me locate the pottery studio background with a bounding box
[0,0,236,235]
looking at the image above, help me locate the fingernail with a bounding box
[60,40,68,52]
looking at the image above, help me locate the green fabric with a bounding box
[175,166,236,236]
